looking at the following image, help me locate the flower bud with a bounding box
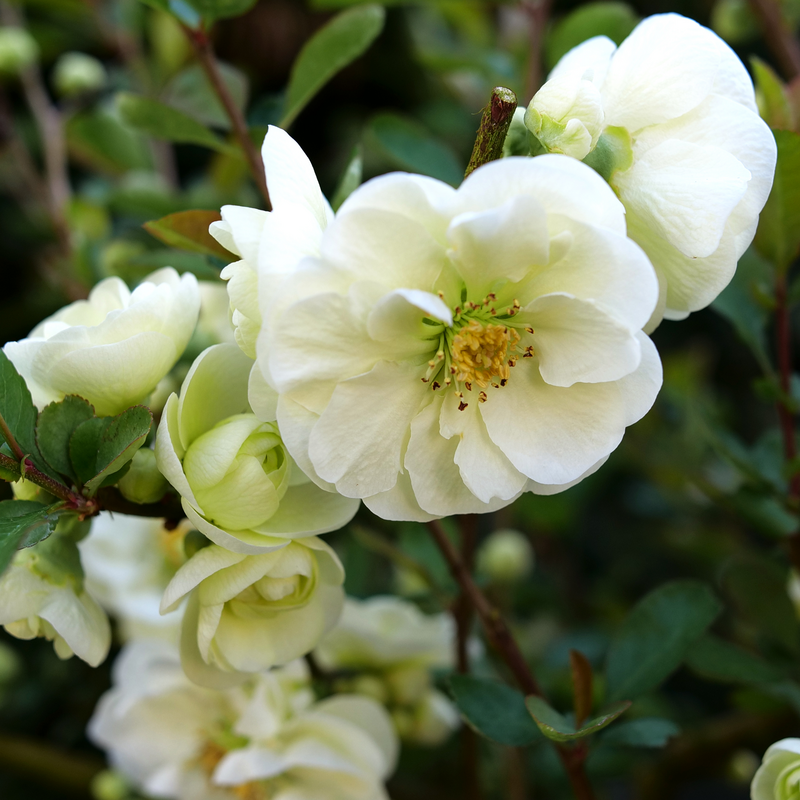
[90,770,130,800]
[752,739,800,800]
[385,665,430,706]
[349,674,390,704]
[477,528,534,583]
[406,690,460,746]
[117,448,168,504]
[4,268,200,416]
[53,52,107,96]
[0,28,38,75]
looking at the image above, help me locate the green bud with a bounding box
[118,449,168,504]
[581,125,634,183]
[0,28,38,75]
[477,528,534,584]
[90,769,131,800]
[53,52,107,97]
[351,674,390,704]
[12,476,53,504]
[385,665,430,705]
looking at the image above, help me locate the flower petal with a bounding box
[548,35,616,85]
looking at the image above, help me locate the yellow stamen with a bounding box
[451,320,521,389]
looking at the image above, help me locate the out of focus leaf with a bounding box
[138,0,201,27]
[449,675,541,746]
[570,649,594,727]
[127,249,221,280]
[722,555,800,655]
[600,718,680,748]
[144,210,229,258]
[66,111,152,175]
[0,500,61,578]
[117,92,235,154]
[754,129,800,272]
[546,2,639,70]
[367,112,463,186]
[605,580,722,702]
[184,0,256,21]
[526,696,630,743]
[685,634,785,683]
[331,145,363,211]
[280,5,386,129]
[162,63,249,130]
[752,56,794,129]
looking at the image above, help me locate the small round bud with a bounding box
[727,748,759,784]
[0,28,39,75]
[90,769,130,800]
[53,52,107,97]
[117,449,168,505]
[477,529,534,584]
[12,476,53,504]
[385,665,430,706]
[350,674,389,704]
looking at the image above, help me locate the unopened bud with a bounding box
[0,28,38,75]
[385,665,430,705]
[351,674,389,704]
[53,52,106,96]
[90,769,130,800]
[117,449,168,504]
[477,528,534,583]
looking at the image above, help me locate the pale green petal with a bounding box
[160,545,246,613]
[155,394,198,507]
[249,361,279,422]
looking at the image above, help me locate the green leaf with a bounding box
[66,111,153,175]
[137,0,201,27]
[546,2,639,70]
[722,555,800,655]
[367,112,464,186]
[448,675,541,747]
[605,580,723,702]
[37,396,95,482]
[752,56,794,129]
[754,129,800,272]
[525,696,630,743]
[280,5,386,129]
[0,350,38,462]
[600,718,680,748]
[69,406,153,496]
[117,92,235,154]
[331,145,363,211]
[143,210,231,259]
[685,634,785,684]
[161,63,249,130]
[0,500,61,578]
[185,0,257,21]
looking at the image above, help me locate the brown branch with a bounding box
[522,0,554,102]
[184,27,271,210]
[465,87,518,178]
[0,411,25,462]
[426,519,597,800]
[95,486,185,522]
[748,0,800,80]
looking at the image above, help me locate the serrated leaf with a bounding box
[37,396,95,481]
[600,717,680,748]
[117,92,235,154]
[752,56,794,130]
[605,580,723,702]
[0,500,61,578]
[162,63,249,130]
[685,634,785,684]
[0,350,39,461]
[280,5,386,129]
[722,555,800,655]
[525,696,631,743]
[754,129,800,272]
[331,145,363,211]
[367,112,464,186]
[448,675,541,747]
[144,210,230,259]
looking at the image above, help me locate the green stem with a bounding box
[0,452,20,478]
[464,87,518,178]
[0,410,25,461]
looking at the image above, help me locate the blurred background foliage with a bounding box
[2,0,800,798]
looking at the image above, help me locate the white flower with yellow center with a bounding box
[525,13,777,324]
[260,147,662,521]
[4,268,200,416]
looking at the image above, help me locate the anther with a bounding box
[478,391,487,403]
[458,400,468,411]
[465,381,472,391]
[432,381,441,390]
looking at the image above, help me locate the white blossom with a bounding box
[751,739,800,800]
[3,268,200,416]
[526,13,777,323]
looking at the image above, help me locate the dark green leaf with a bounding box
[368,112,464,186]
[117,92,235,154]
[280,5,385,129]
[605,580,723,702]
[162,63,249,130]
[754,129,800,272]
[722,555,800,655]
[37,396,95,481]
[69,417,112,487]
[600,718,680,748]
[0,350,39,462]
[685,634,785,684]
[448,675,541,746]
[66,111,153,175]
[185,0,256,21]
[143,210,231,259]
[525,696,630,742]
[0,500,61,578]
[331,145,363,211]
[546,2,639,70]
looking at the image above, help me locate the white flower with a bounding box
[0,539,110,666]
[4,268,200,416]
[160,540,345,685]
[89,639,397,800]
[316,596,459,746]
[526,13,777,323]
[79,512,187,642]
[259,138,662,520]
[751,739,800,800]
[209,127,333,360]
[155,342,359,554]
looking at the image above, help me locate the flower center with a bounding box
[451,320,520,389]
